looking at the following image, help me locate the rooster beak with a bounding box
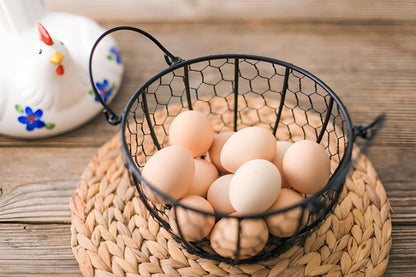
[49,52,64,65]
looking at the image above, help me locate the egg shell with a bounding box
[207,174,236,215]
[208,131,235,174]
[169,195,215,241]
[283,140,330,194]
[229,159,281,214]
[265,188,308,237]
[220,126,277,173]
[271,141,293,188]
[210,212,269,259]
[169,110,214,157]
[185,159,219,198]
[142,145,194,204]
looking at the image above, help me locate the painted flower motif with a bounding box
[107,46,122,64]
[90,79,115,103]
[16,105,55,131]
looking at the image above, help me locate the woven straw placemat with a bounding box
[70,132,391,277]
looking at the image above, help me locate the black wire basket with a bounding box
[89,26,382,264]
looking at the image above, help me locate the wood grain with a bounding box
[0,223,414,276]
[0,148,96,222]
[0,224,81,276]
[1,5,415,275]
[1,146,415,224]
[44,0,416,24]
[0,23,415,148]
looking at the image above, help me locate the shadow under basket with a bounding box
[89,26,382,264]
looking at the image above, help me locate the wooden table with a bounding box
[1,2,415,275]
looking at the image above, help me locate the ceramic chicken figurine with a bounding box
[0,1,124,138]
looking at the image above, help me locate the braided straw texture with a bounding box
[70,131,391,277]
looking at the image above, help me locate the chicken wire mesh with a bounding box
[119,55,352,263]
[87,26,372,264]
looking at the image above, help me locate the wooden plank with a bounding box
[354,145,416,224]
[0,23,415,147]
[0,8,413,275]
[0,147,97,223]
[44,0,416,24]
[0,224,81,276]
[0,222,414,276]
[357,145,416,183]
[386,224,416,276]
[384,182,416,224]
[0,145,414,224]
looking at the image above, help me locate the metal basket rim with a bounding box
[119,53,355,217]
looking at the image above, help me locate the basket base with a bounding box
[71,133,391,277]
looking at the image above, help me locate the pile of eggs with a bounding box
[141,110,330,259]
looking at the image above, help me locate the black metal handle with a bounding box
[89,26,181,125]
[352,113,386,141]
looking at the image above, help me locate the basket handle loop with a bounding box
[352,113,386,141]
[89,26,179,125]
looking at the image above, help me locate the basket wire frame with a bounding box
[86,26,378,264]
[122,55,352,263]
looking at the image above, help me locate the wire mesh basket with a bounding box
[90,26,381,264]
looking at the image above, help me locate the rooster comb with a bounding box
[38,23,53,46]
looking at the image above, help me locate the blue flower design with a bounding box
[108,46,122,64]
[18,107,46,131]
[95,79,114,102]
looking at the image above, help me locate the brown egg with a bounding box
[210,212,269,259]
[265,188,308,237]
[169,110,214,157]
[220,126,276,173]
[169,195,215,241]
[271,141,292,188]
[207,174,236,215]
[283,140,330,194]
[208,131,235,173]
[185,159,219,198]
[142,145,194,204]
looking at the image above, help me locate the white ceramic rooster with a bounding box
[0,0,124,138]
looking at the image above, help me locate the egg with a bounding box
[220,126,276,173]
[169,195,215,241]
[229,159,281,214]
[208,131,235,173]
[283,140,330,194]
[141,145,194,204]
[265,188,308,237]
[271,141,292,188]
[185,159,219,198]
[207,174,236,215]
[169,110,214,157]
[210,212,269,259]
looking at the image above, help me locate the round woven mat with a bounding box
[71,133,391,277]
